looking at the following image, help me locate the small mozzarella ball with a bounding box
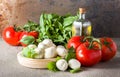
[42,39,54,47]
[56,59,68,71]
[28,44,37,49]
[34,48,44,58]
[44,47,57,59]
[51,43,56,47]
[34,48,42,54]
[56,45,68,57]
[38,43,46,49]
[68,59,81,69]
[57,45,64,48]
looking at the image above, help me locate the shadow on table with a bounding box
[91,57,120,69]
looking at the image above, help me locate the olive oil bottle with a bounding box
[72,8,92,36]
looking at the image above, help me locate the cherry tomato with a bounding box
[19,31,38,39]
[2,26,22,46]
[76,41,102,67]
[67,36,84,50]
[28,31,38,38]
[100,37,117,61]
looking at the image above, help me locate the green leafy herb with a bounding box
[70,68,81,73]
[56,56,62,61]
[47,61,59,72]
[37,13,77,46]
[23,21,40,32]
[20,36,35,45]
[22,47,37,58]
[65,47,76,61]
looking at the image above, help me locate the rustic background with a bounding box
[0,0,120,37]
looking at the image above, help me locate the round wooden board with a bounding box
[17,52,56,68]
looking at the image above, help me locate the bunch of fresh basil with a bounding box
[37,13,77,46]
[23,21,40,32]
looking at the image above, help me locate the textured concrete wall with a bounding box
[0,0,120,37]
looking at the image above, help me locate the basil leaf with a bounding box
[47,62,59,72]
[65,47,76,62]
[22,47,32,58]
[63,16,77,26]
[20,36,35,45]
[40,13,45,32]
[70,68,81,73]
[23,21,39,32]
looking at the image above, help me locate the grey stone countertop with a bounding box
[0,38,120,77]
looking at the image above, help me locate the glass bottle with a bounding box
[72,8,92,36]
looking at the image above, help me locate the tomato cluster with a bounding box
[2,26,38,46]
[67,36,117,67]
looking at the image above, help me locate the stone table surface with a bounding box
[0,38,120,77]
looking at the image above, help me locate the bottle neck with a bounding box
[79,13,85,20]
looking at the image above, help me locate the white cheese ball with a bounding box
[68,59,81,69]
[42,39,56,47]
[28,44,37,49]
[51,43,56,47]
[56,59,68,71]
[44,47,57,59]
[38,43,46,49]
[56,45,68,57]
[34,48,44,59]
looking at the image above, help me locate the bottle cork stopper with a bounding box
[79,8,86,13]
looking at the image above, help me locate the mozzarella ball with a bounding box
[28,44,37,49]
[42,39,55,47]
[68,59,81,69]
[56,45,68,57]
[38,43,46,49]
[56,59,68,71]
[34,48,42,54]
[44,47,57,59]
[34,48,44,59]
[51,43,56,47]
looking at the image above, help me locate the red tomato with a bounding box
[2,26,22,46]
[20,31,38,39]
[28,31,38,38]
[100,37,117,61]
[76,42,102,67]
[67,36,84,50]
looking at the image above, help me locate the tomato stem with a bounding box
[83,36,94,42]
[88,38,102,50]
[83,36,102,50]
[14,25,24,32]
[104,38,113,52]
[88,41,93,49]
